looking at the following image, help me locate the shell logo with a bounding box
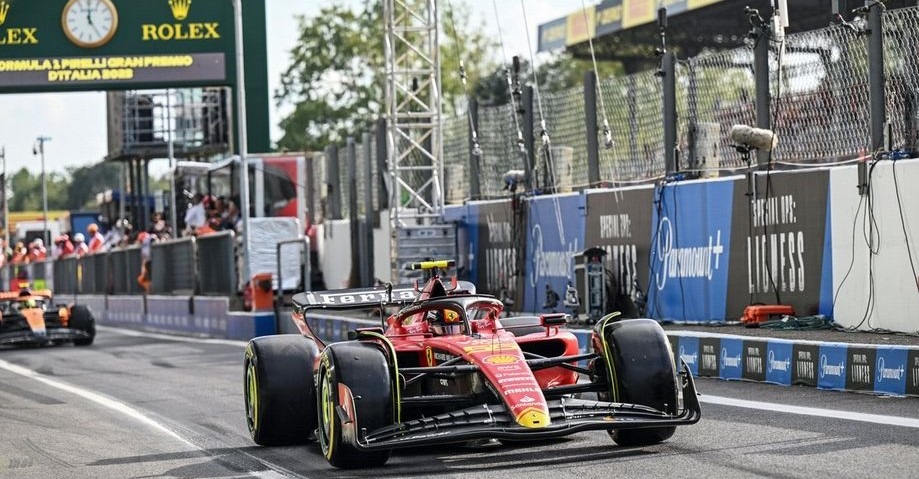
[485,354,518,365]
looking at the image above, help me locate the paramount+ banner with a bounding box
[646,179,735,321]
[583,186,653,315]
[667,333,918,397]
[726,170,833,319]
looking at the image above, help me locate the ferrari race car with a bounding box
[0,289,96,347]
[244,260,700,469]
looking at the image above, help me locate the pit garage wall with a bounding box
[449,162,919,332]
[829,160,919,333]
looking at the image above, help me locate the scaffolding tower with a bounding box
[384,0,453,283]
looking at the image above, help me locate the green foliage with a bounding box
[8,162,122,212]
[473,52,623,106]
[275,0,495,152]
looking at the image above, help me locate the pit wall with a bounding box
[445,160,919,334]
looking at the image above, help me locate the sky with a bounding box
[0,0,573,177]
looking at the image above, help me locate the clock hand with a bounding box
[91,23,103,38]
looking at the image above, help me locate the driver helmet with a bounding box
[23,298,36,308]
[430,308,463,336]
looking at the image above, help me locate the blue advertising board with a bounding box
[647,180,734,321]
[766,340,794,386]
[522,194,585,312]
[719,337,743,380]
[874,347,908,396]
[818,344,848,390]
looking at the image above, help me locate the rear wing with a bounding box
[292,284,418,313]
[291,280,477,313]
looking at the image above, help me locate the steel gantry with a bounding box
[384,0,453,282]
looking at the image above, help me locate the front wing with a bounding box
[0,327,92,346]
[357,363,702,450]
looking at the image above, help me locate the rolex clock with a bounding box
[62,0,119,48]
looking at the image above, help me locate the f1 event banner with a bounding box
[725,169,833,319]
[522,194,585,312]
[583,186,654,315]
[465,199,520,301]
[647,179,734,321]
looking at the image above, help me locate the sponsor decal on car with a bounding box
[485,354,519,365]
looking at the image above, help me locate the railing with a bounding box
[0,231,304,298]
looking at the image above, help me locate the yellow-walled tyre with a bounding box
[244,335,318,446]
[317,342,392,469]
[594,318,678,446]
[70,305,95,346]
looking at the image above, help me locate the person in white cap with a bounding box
[72,233,89,257]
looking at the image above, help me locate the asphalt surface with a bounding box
[0,326,917,479]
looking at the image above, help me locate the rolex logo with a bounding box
[169,0,191,21]
[0,1,10,26]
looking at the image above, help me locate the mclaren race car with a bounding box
[244,260,700,469]
[0,289,95,347]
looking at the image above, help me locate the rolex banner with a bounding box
[725,169,833,320]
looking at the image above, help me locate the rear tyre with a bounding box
[69,305,95,346]
[244,335,319,446]
[595,318,678,446]
[317,342,393,468]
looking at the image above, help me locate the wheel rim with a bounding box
[318,363,335,459]
[245,355,259,432]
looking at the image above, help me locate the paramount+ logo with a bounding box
[142,0,220,42]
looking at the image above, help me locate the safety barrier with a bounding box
[109,246,144,294]
[196,230,237,295]
[150,237,197,295]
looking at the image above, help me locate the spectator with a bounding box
[27,238,47,262]
[136,231,155,293]
[184,193,207,235]
[54,235,75,259]
[11,242,28,264]
[87,223,105,253]
[195,216,221,236]
[72,233,89,257]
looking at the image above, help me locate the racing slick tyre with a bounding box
[244,335,319,446]
[69,305,95,346]
[317,342,393,469]
[595,318,678,446]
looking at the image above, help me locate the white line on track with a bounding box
[0,331,304,478]
[0,358,198,448]
[97,325,248,347]
[701,394,919,428]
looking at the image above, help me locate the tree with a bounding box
[275,0,495,152]
[64,162,122,210]
[8,162,122,212]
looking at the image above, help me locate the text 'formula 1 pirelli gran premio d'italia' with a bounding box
[0,289,96,347]
[244,260,700,469]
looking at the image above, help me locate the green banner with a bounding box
[0,0,235,92]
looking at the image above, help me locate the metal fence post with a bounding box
[375,117,389,212]
[347,137,360,287]
[627,74,639,168]
[752,16,772,170]
[326,144,342,220]
[522,85,535,191]
[662,51,678,175]
[362,131,375,288]
[468,98,481,199]
[687,59,699,174]
[864,2,886,195]
[584,71,600,186]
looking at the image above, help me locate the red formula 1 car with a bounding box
[243,260,700,469]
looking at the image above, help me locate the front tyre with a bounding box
[244,335,318,446]
[317,342,393,469]
[69,305,95,346]
[595,318,678,446]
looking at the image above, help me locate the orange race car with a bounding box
[0,289,95,347]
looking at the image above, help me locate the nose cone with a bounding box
[515,407,550,428]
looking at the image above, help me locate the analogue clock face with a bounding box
[62,0,119,48]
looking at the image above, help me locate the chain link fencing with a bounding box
[438,6,919,191]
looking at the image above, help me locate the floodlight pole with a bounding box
[1,146,7,250]
[232,0,251,284]
[166,89,178,235]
